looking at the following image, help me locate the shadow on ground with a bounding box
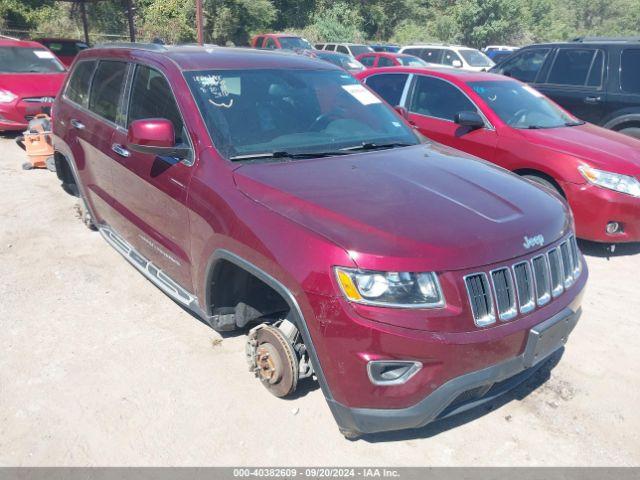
[578,239,640,258]
[358,350,563,443]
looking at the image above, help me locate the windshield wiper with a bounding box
[565,120,586,127]
[341,142,414,152]
[229,150,351,161]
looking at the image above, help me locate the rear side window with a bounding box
[496,48,549,83]
[547,49,600,86]
[377,56,395,67]
[359,55,376,67]
[620,49,640,94]
[409,75,476,121]
[420,49,443,64]
[128,65,185,144]
[89,61,127,124]
[253,36,264,47]
[364,73,409,106]
[337,45,349,55]
[264,38,277,49]
[65,60,95,107]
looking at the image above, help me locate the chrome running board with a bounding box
[98,225,199,310]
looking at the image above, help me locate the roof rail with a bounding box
[0,34,20,41]
[571,36,640,43]
[94,42,168,51]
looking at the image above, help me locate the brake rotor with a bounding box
[254,325,298,398]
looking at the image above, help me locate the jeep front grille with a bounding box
[465,235,582,327]
[464,273,495,327]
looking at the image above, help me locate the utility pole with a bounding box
[125,0,136,42]
[78,1,90,45]
[196,0,204,45]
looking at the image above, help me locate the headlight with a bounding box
[335,267,445,308]
[0,89,17,103]
[579,165,640,198]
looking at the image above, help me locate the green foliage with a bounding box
[307,2,365,43]
[455,0,526,47]
[1,0,639,47]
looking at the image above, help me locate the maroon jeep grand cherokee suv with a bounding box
[52,44,587,438]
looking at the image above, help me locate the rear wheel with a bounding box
[616,126,640,140]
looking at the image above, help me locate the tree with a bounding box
[307,2,365,43]
[455,0,526,47]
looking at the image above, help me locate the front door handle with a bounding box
[111,143,131,158]
[584,96,602,104]
[70,118,85,130]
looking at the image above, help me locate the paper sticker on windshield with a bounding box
[523,85,544,98]
[34,50,55,59]
[342,84,381,105]
[193,75,236,108]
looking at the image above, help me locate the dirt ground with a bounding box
[0,134,639,466]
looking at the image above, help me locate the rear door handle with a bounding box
[111,143,130,158]
[70,119,85,130]
[584,96,602,104]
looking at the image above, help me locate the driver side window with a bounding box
[128,65,185,144]
[409,75,476,121]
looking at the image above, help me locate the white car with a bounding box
[314,43,374,58]
[398,44,495,72]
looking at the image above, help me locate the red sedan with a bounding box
[356,52,428,68]
[0,37,66,131]
[357,67,640,243]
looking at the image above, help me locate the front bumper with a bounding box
[327,305,581,435]
[562,180,640,243]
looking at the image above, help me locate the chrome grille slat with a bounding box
[560,241,574,287]
[464,273,495,327]
[513,262,535,314]
[547,248,564,297]
[532,255,551,306]
[490,268,517,321]
[465,234,582,328]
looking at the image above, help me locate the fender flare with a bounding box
[53,135,99,220]
[603,112,640,130]
[203,249,336,403]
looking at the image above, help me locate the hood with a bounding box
[519,123,640,177]
[0,73,66,98]
[234,144,571,272]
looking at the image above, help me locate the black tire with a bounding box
[616,126,640,140]
[21,161,33,170]
[522,174,561,196]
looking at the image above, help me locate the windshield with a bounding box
[0,47,65,73]
[185,69,419,159]
[349,45,373,56]
[397,56,428,67]
[458,49,494,68]
[469,80,578,129]
[278,37,313,50]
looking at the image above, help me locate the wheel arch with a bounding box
[513,168,566,198]
[202,249,335,401]
[603,111,640,131]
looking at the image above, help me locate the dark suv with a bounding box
[490,38,640,138]
[52,44,586,438]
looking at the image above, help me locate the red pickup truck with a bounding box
[52,44,587,438]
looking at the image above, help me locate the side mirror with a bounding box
[394,105,410,120]
[127,118,190,159]
[452,59,463,68]
[454,111,485,130]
